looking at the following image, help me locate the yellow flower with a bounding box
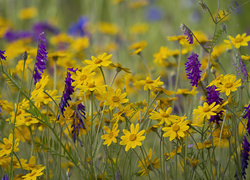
[31,75,49,99]
[134,76,164,91]
[0,134,20,157]
[242,54,250,61]
[120,123,145,151]
[149,107,178,125]
[50,33,73,46]
[84,53,113,71]
[137,148,160,176]
[153,46,169,65]
[109,62,132,73]
[130,23,148,35]
[193,102,220,120]
[162,120,189,141]
[15,116,39,127]
[101,124,120,146]
[224,33,250,49]
[129,41,147,55]
[33,90,59,108]
[188,158,200,168]
[165,145,183,160]
[18,7,37,19]
[193,31,208,44]
[22,166,45,180]
[70,36,89,52]
[176,87,198,96]
[71,67,96,89]
[215,74,241,96]
[22,156,44,171]
[98,22,120,35]
[104,87,129,110]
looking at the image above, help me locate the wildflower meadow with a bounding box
[1,0,250,179]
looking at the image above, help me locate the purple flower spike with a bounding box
[185,52,201,87]
[206,85,223,124]
[0,50,6,61]
[241,136,250,179]
[33,32,48,85]
[180,23,193,44]
[58,68,78,119]
[2,174,8,180]
[243,104,250,135]
[71,103,86,145]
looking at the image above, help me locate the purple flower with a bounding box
[71,103,86,145]
[33,32,48,85]
[243,104,250,135]
[185,52,201,87]
[206,85,223,124]
[58,68,77,119]
[4,30,32,42]
[234,54,249,82]
[2,174,8,180]
[68,16,88,37]
[146,7,163,21]
[180,23,193,44]
[241,136,250,179]
[33,22,59,41]
[0,50,6,61]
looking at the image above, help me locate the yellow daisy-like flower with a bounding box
[104,87,129,110]
[101,124,120,146]
[22,166,45,180]
[0,134,20,157]
[130,23,148,35]
[31,75,49,99]
[98,22,120,35]
[134,76,164,91]
[149,107,178,125]
[15,116,39,127]
[242,54,250,61]
[153,46,169,66]
[129,41,147,55]
[84,53,113,71]
[193,102,220,120]
[22,156,44,171]
[18,7,37,19]
[137,148,160,176]
[120,123,145,151]
[215,74,241,96]
[224,33,250,49]
[71,67,96,89]
[162,120,189,141]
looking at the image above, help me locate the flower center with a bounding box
[16,110,22,116]
[5,143,12,150]
[203,107,210,112]
[25,117,32,122]
[161,112,169,118]
[94,58,102,64]
[112,96,120,102]
[172,124,180,132]
[109,132,114,138]
[235,37,243,43]
[146,79,153,84]
[225,83,233,88]
[80,74,87,81]
[29,171,37,177]
[88,83,96,88]
[129,134,137,141]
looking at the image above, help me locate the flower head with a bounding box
[180,23,193,44]
[120,123,145,151]
[224,33,250,49]
[33,32,48,85]
[149,107,178,125]
[0,50,6,61]
[104,87,129,110]
[241,136,250,179]
[129,41,147,55]
[134,76,164,91]
[84,53,112,71]
[2,174,8,180]
[58,68,77,119]
[215,74,241,96]
[101,124,120,146]
[243,104,250,135]
[193,102,220,121]
[0,134,20,157]
[22,166,45,180]
[162,119,189,141]
[185,52,201,87]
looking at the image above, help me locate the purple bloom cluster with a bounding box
[243,104,250,135]
[239,57,249,83]
[33,33,48,85]
[58,68,77,119]
[185,52,201,87]
[0,50,6,61]
[2,174,8,180]
[71,103,86,145]
[206,85,223,124]
[68,16,88,37]
[241,136,250,179]
[180,23,193,44]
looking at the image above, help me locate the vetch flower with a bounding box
[2,174,8,180]
[0,50,6,61]
[180,23,193,44]
[120,123,145,151]
[240,136,250,179]
[243,104,250,135]
[185,52,201,87]
[101,124,120,146]
[58,68,77,119]
[33,32,48,85]
[235,54,249,82]
[71,103,86,145]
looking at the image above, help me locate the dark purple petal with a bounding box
[185,52,201,87]
[180,23,193,44]
[0,50,6,61]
